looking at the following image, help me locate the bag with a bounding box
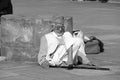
[72,30,104,54]
[85,36,104,54]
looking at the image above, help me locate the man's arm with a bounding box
[0,0,11,11]
[38,36,48,65]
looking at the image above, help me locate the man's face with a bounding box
[54,25,65,37]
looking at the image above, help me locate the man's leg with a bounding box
[63,32,83,64]
[63,32,91,66]
[67,45,74,69]
[50,45,66,66]
[72,37,91,65]
[77,50,90,64]
[62,32,76,69]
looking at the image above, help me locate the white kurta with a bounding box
[38,31,89,66]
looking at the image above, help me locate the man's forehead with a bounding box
[51,22,63,27]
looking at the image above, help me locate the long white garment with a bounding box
[45,31,88,66]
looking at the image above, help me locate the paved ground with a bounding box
[0,0,120,80]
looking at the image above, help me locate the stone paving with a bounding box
[0,0,120,80]
[0,61,120,80]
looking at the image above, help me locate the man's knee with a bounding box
[73,38,83,46]
[63,32,72,38]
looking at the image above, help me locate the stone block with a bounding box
[0,15,73,62]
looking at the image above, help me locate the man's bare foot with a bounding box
[41,60,50,69]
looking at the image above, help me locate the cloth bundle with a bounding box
[72,30,104,54]
[85,36,104,54]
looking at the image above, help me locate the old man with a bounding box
[38,22,93,69]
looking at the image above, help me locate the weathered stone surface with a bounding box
[64,16,73,33]
[0,15,73,61]
[0,15,51,61]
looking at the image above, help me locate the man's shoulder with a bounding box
[41,32,53,40]
[45,32,53,36]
